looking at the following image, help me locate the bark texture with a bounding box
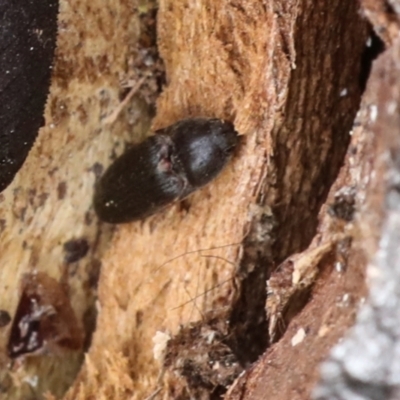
[314,6,400,399]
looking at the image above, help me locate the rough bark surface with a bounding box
[227,2,400,400]
[0,0,373,400]
[315,12,400,400]
[225,74,373,400]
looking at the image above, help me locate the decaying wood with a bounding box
[62,0,365,399]
[0,0,153,397]
[225,80,373,400]
[315,28,400,400]
[228,2,400,400]
[0,0,374,399]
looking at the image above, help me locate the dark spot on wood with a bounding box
[48,167,59,177]
[0,310,11,327]
[87,259,101,289]
[63,238,90,263]
[57,181,67,200]
[136,310,144,327]
[90,162,104,181]
[49,97,70,124]
[53,54,75,90]
[82,305,97,351]
[97,54,110,75]
[66,262,79,277]
[76,104,88,125]
[84,211,93,226]
[28,188,37,206]
[18,207,27,222]
[38,192,49,207]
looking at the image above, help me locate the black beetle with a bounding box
[94,118,239,223]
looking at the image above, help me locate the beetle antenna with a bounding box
[152,241,242,277]
[170,276,235,312]
[171,252,238,319]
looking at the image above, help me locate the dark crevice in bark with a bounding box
[224,1,368,380]
[359,29,384,93]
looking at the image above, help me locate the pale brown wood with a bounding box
[0,0,149,397]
